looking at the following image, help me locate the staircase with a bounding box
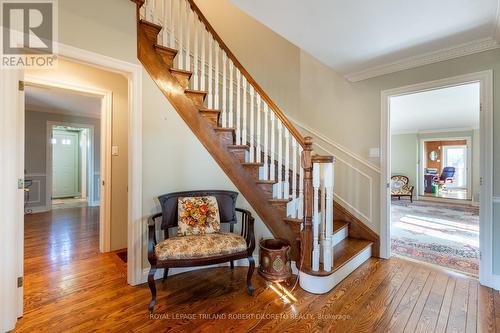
[132,0,376,294]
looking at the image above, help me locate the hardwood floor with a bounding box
[15,207,499,332]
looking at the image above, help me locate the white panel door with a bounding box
[52,130,80,198]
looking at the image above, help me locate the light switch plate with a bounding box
[112,146,119,156]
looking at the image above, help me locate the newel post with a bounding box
[299,136,314,270]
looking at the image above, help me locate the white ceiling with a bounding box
[390,82,480,134]
[231,0,500,80]
[25,85,101,118]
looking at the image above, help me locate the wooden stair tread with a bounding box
[170,68,192,76]
[283,217,302,224]
[256,180,277,184]
[242,162,263,167]
[227,144,249,149]
[139,19,162,30]
[199,108,221,114]
[153,44,178,55]
[301,238,372,277]
[214,127,235,132]
[185,89,207,95]
[333,220,349,234]
[268,198,291,204]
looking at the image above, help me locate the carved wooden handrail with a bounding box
[186,0,306,148]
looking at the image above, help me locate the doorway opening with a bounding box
[21,58,130,318]
[381,72,493,283]
[50,125,95,210]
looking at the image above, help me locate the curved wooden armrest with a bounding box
[147,213,162,264]
[236,208,256,253]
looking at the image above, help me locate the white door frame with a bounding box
[380,70,494,289]
[29,74,114,253]
[419,136,472,198]
[0,42,143,332]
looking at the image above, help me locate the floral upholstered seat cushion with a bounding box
[391,175,413,195]
[154,232,247,260]
[177,196,220,236]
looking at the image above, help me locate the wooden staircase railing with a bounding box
[137,0,337,275]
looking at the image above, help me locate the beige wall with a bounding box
[26,59,129,251]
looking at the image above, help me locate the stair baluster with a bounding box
[185,2,190,71]
[192,12,198,89]
[177,0,183,69]
[221,51,227,127]
[207,34,213,108]
[256,94,262,163]
[236,69,241,145]
[249,86,255,162]
[270,112,276,181]
[284,128,290,200]
[263,103,269,180]
[228,62,234,128]
[241,77,247,146]
[169,0,174,48]
[200,24,205,90]
[214,42,219,109]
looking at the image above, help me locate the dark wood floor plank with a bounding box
[13,207,496,333]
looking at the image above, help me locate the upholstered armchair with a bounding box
[391,175,414,202]
[146,190,255,314]
[433,167,455,187]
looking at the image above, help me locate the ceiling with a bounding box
[390,82,480,134]
[230,0,500,81]
[25,85,101,118]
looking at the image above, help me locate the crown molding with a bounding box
[345,37,500,82]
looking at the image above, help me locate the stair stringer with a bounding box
[136,21,300,258]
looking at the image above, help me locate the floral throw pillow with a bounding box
[177,196,221,236]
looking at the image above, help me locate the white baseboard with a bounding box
[25,205,49,214]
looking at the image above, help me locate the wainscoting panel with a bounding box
[24,174,47,208]
[290,120,380,231]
